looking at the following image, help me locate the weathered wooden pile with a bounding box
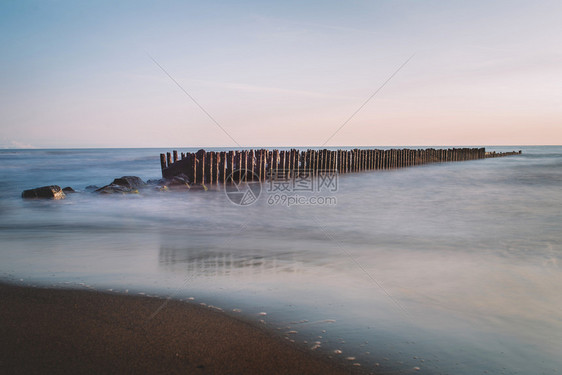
[485,150,521,158]
[160,147,520,185]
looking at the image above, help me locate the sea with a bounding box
[0,146,560,375]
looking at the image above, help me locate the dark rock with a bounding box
[95,176,145,194]
[22,185,66,200]
[163,175,191,191]
[62,187,75,193]
[148,175,192,191]
[168,174,191,186]
[85,185,99,191]
[111,176,145,189]
[96,185,136,194]
[146,179,166,185]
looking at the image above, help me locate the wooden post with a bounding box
[385,149,388,169]
[201,152,206,184]
[267,151,272,181]
[173,150,178,163]
[264,149,269,181]
[286,150,291,179]
[190,153,197,184]
[250,150,255,181]
[215,152,220,183]
[283,151,288,177]
[235,151,240,182]
[361,149,365,171]
[243,151,248,182]
[213,152,218,184]
[293,149,298,178]
[208,152,213,185]
[274,150,279,180]
[218,152,224,184]
[258,150,262,181]
[160,153,167,173]
[226,151,232,183]
[313,150,318,177]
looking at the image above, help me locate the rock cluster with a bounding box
[21,175,209,199]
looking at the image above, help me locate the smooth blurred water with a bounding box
[1,146,560,374]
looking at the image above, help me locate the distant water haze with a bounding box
[0,146,560,374]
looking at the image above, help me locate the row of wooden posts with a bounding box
[485,150,521,158]
[159,147,518,185]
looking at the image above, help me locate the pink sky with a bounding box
[2,1,561,148]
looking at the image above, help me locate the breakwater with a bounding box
[160,148,521,184]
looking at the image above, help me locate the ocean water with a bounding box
[0,146,560,374]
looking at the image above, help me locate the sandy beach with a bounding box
[0,283,364,374]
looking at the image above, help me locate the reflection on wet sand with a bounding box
[159,244,307,277]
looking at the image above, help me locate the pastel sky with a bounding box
[1,0,561,148]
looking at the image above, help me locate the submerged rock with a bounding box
[22,185,66,200]
[95,176,145,194]
[85,185,99,191]
[110,176,145,189]
[146,178,166,185]
[166,174,191,189]
[148,174,191,191]
[62,187,75,193]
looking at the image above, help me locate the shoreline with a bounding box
[0,282,366,374]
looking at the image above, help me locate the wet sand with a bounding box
[0,283,364,374]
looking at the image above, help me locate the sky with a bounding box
[1,0,561,148]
